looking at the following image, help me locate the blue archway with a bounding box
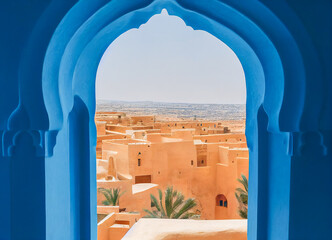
[1,0,331,240]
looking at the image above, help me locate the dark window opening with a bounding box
[216,194,227,207]
[197,157,207,167]
[191,160,194,166]
[138,158,141,166]
[135,175,152,184]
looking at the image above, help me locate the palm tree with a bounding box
[235,174,248,219]
[143,186,199,219]
[98,187,125,206]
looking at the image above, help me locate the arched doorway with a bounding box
[42,1,294,239]
[36,0,328,239]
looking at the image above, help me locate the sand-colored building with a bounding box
[95,113,248,239]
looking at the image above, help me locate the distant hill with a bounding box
[96,100,245,121]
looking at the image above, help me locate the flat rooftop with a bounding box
[123,219,247,240]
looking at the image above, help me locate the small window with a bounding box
[216,194,227,207]
[201,160,204,164]
[205,140,207,143]
[182,126,185,129]
[191,160,194,166]
[175,123,177,126]
[138,158,141,166]
[135,175,151,184]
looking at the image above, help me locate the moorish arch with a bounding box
[0,0,331,240]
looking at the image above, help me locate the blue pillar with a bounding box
[9,132,46,240]
[288,131,332,239]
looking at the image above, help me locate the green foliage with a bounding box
[235,174,248,219]
[98,188,126,206]
[143,186,199,219]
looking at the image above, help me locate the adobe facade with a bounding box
[95,113,248,238]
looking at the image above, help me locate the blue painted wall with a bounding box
[0,0,331,239]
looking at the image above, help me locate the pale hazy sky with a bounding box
[96,10,246,104]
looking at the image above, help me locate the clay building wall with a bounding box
[102,141,130,176]
[96,114,248,221]
[194,133,246,143]
[96,121,106,135]
[130,116,155,125]
[215,147,249,219]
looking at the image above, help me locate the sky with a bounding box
[96,10,246,104]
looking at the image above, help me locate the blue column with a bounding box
[9,132,46,240]
[288,131,332,239]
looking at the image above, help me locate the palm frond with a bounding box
[235,174,248,219]
[173,198,197,219]
[143,209,160,218]
[144,186,198,219]
[98,187,125,206]
[158,189,166,218]
[165,186,174,217]
[150,194,162,212]
[237,174,248,192]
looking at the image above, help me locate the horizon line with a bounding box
[96,99,246,105]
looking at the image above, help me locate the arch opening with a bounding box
[41,0,294,239]
[216,194,228,207]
